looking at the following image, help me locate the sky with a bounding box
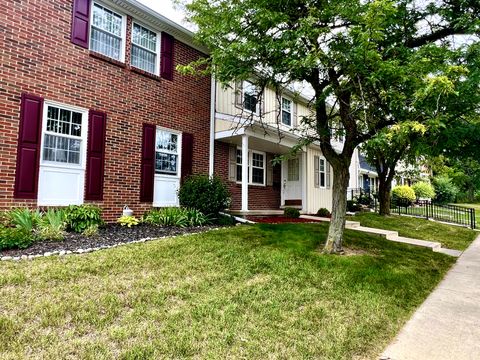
[137,0,192,29]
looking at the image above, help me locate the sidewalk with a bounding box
[380,234,480,360]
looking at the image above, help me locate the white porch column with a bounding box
[241,135,249,212]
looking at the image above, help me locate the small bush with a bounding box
[356,193,374,206]
[433,176,459,204]
[82,224,99,237]
[347,200,362,212]
[9,208,42,233]
[117,215,140,228]
[316,208,331,217]
[284,207,300,218]
[391,185,416,207]
[143,207,209,228]
[65,205,103,233]
[178,175,231,216]
[214,214,237,226]
[412,182,435,199]
[0,227,34,250]
[37,209,66,241]
[183,208,210,227]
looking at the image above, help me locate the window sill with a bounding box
[235,182,267,188]
[131,66,161,81]
[89,51,126,68]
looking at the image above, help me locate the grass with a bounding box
[350,212,477,250]
[0,224,455,359]
[455,203,480,226]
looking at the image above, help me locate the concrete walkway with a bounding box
[380,234,480,360]
[300,215,462,257]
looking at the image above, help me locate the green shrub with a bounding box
[284,207,300,218]
[9,208,42,233]
[391,185,416,207]
[412,182,435,199]
[433,176,459,204]
[82,224,99,237]
[0,227,34,250]
[316,208,331,217]
[475,190,480,203]
[117,215,140,228]
[356,192,374,206]
[347,200,362,212]
[64,205,103,233]
[143,207,209,228]
[178,175,231,216]
[37,209,66,241]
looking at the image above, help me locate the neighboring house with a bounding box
[213,81,338,214]
[0,0,212,220]
[348,149,379,193]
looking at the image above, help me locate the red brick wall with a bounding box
[214,141,281,210]
[0,0,211,220]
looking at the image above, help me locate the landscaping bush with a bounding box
[9,208,42,233]
[214,214,237,226]
[433,176,459,204]
[178,175,230,216]
[82,224,99,237]
[391,185,416,207]
[347,200,362,212]
[356,192,374,206]
[284,207,300,218]
[316,208,331,217]
[38,209,66,241]
[0,227,34,250]
[143,207,210,228]
[412,182,435,200]
[64,205,103,233]
[117,215,140,228]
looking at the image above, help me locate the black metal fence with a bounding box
[391,201,476,229]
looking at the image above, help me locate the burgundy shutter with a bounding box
[71,0,91,48]
[160,32,175,81]
[140,124,156,202]
[85,110,107,201]
[181,133,194,182]
[14,93,44,199]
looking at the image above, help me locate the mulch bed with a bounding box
[1,224,222,257]
[246,216,322,224]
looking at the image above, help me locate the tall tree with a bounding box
[180,0,480,253]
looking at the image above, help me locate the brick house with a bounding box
[0,0,212,220]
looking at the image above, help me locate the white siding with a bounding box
[305,146,333,213]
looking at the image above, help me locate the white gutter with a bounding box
[209,76,216,176]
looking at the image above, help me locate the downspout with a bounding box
[209,75,216,177]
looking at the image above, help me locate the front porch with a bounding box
[215,124,307,214]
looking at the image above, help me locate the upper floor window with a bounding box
[131,23,159,74]
[90,3,124,61]
[155,129,179,176]
[243,81,259,114]
[42,106,85,166]
[314,156,326,188]
[281,97,292,126]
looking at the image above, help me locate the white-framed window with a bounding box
[41,104,87,167]
[243,80,259,114]
[131,22,160,75]
[155,128,180,176]
[314,156,326,188]
[90,2,126,61]
[236,149,266,185]
[281,97,292,126]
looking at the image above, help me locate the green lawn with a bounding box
[350,212,477,250]
[0,224,454,360]
[455,203,480,226]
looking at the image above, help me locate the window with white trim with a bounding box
[155,129,179,176]
[236,149,266,185]
[90,3,124,61]
[281,97,292,126]
[243,81,259,114]
[42,106,84,165]
[131,23,159,74]
[314,156,326,188]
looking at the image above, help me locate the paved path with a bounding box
[380,234,480,360]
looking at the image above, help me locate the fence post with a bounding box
[471,208,475,229]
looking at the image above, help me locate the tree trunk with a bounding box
[323,164,350,254]
[378,178,392,215]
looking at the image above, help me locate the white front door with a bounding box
[282,157,302,201]
[153,127,182,207]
